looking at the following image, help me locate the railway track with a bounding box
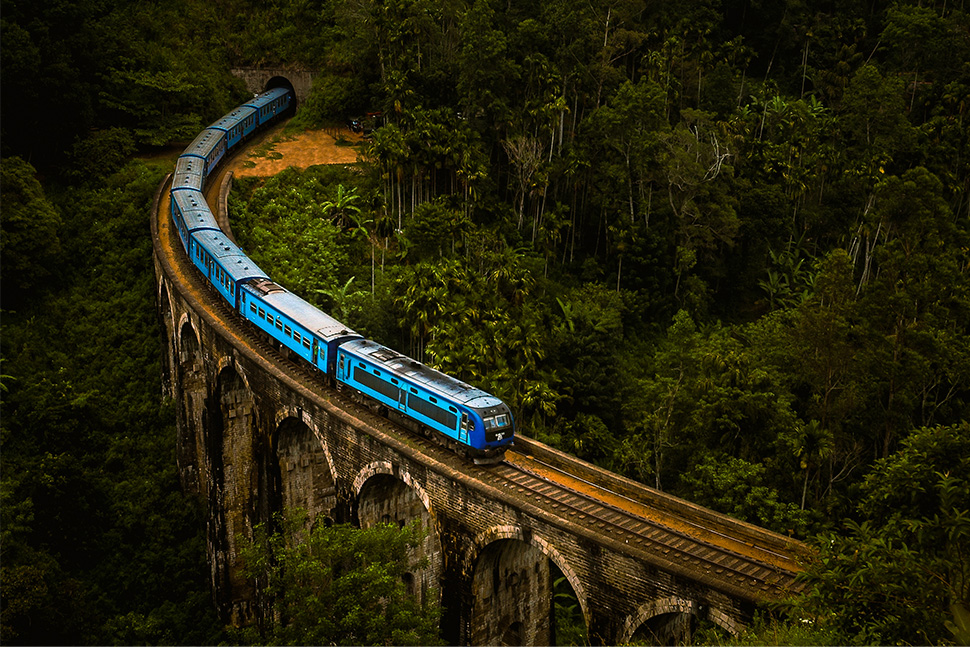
[155,149,807,605]
[493,453,800,596]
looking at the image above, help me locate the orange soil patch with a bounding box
[226,124,365,178]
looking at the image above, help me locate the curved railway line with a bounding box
[152,127,808,611]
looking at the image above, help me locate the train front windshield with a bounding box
[483,411,513,443]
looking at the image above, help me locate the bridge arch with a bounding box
[176,317,205,495]
[352,462,433,517]
[467,525,589,629]
[273,413,337,524]
[619,594,740,644]
[158,280,173,331]
[158,281,174,397]
[353,463,440,606]
[210,363,260,625]
[467,526,588,646]
[177,315,201,364]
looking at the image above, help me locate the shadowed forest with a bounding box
[2,0,969,644]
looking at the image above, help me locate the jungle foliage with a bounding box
[2,0,970,644]
[0,156,224,644]
[233,512,442,646]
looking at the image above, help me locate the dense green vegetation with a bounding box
[2,0,969,644]
[233,512,442,645]
[0,156,224,643]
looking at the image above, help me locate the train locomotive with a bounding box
[169,86,514,464]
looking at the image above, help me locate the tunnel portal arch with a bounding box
[230,68,314,105]
[265,75,296,104]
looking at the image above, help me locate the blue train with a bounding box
[169,86,514,464]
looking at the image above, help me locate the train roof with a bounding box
[175,155,204,176]
[173,155,205,192]
[340,338,504,408]
[173,190,219,232]
[244,87,291,110]
[194,230,268,282]
[183,127,224,160]
[208,105,257,132]
[243,279,361,342]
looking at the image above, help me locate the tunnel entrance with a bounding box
[265,75,298,111]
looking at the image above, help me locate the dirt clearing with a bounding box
[225,123,364,178]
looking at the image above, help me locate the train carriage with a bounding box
[244,87,292,126]
[171,188,220,252]
[172,155,205,193]
[209,106,259,151]
[335,339,514,463]
[182,128,228,178]
[240,278,362,374]
[188,229,268,309]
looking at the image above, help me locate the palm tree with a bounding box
[321,184,362,228]
[315,276,363,322]
[346,210,377,294]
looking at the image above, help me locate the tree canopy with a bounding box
[235,513,442,646]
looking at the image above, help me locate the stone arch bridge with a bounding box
[151,151,806,645]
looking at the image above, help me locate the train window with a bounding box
[230,283,234,296]
[449,406,458,413]
[408,394,457,429]
[250,303,257,314]
[293,331,301,343]
[258,307,265,318]
[409,387,418,395]
[275,318,283,330]
[429,396,437,403]
[303,338,311,349]
[354,366,399,400]
[374,370,381,376]
[284,325,292,336]
[495,414,510,427]
[391,378,399,385]
[358,362,366,368]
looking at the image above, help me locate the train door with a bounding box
[459,412,470,444]
[312,339,325,373]
[397,389,407,412]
